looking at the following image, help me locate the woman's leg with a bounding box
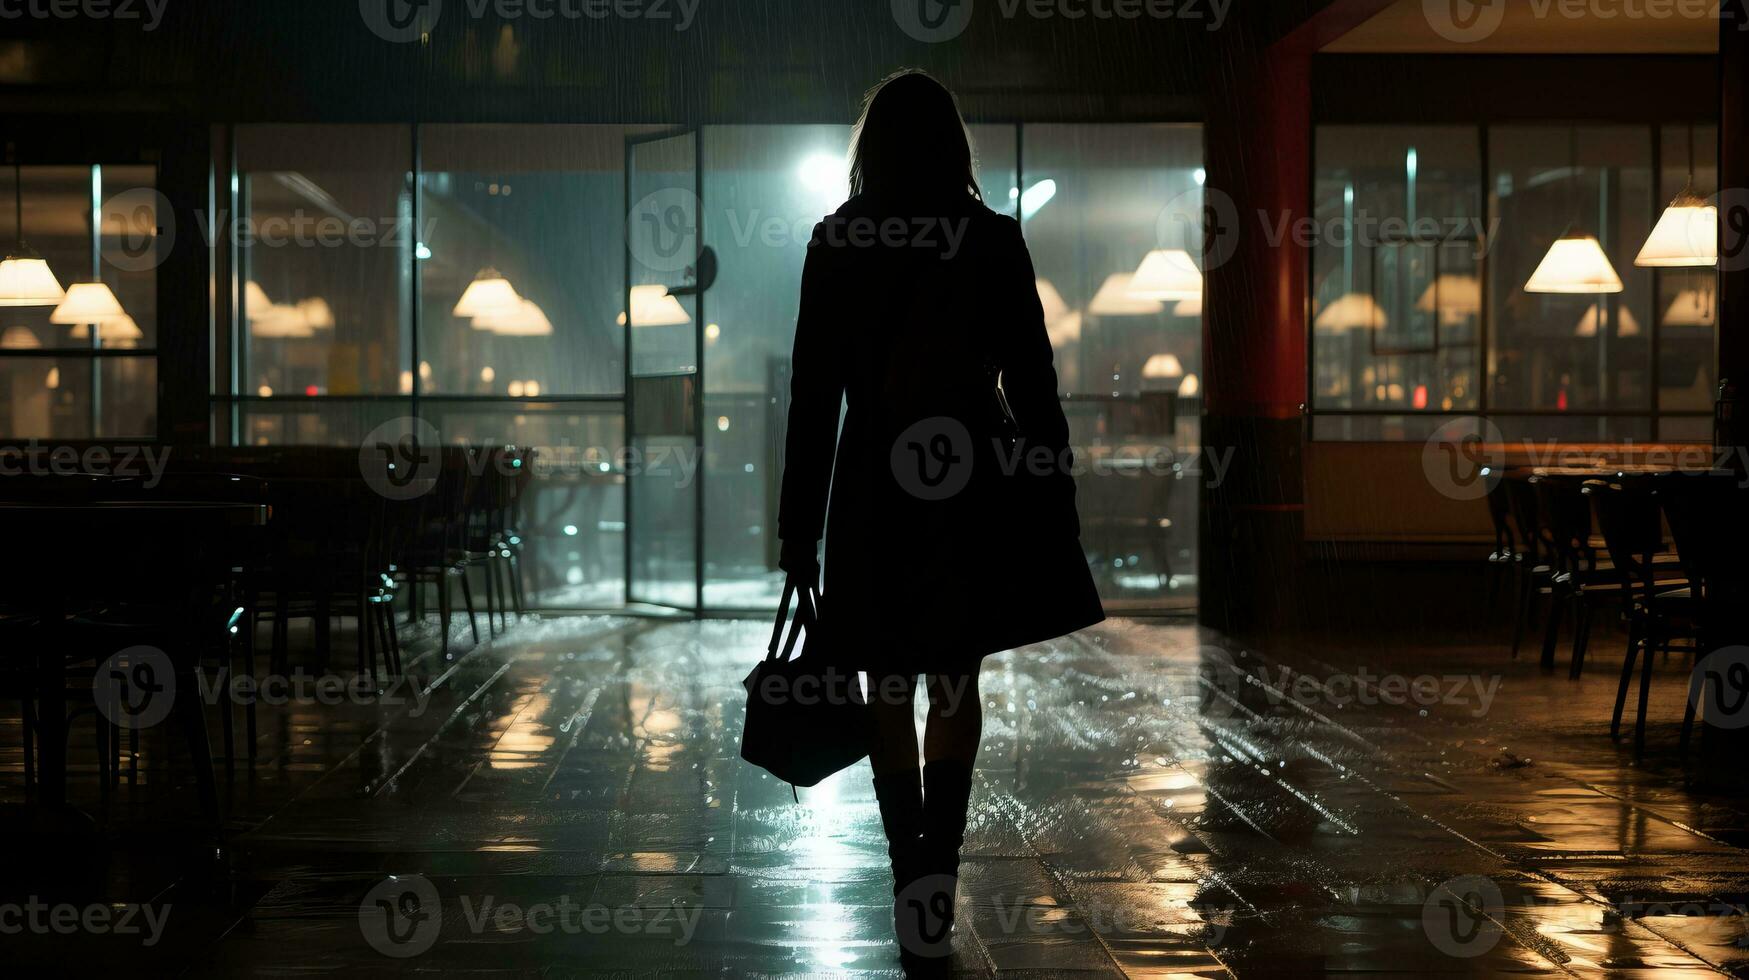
[923,670,981,767]
[914,668,981,964]
[868,671,923,883]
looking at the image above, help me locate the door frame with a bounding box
[623,126,706,612]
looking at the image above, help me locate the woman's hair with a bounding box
[848,69,981,202]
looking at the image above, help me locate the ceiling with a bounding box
[1324,0,1719,53]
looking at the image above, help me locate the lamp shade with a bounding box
[250,303,315,338]
[1127,249,1203,301]
[1414,274,1481,324]
[49,282,126,324]
[1045,311,1083,347]
[476,298,554,336]
[1635,192,1716,267]
[1525,235,1623,293]
[1574,304,1641,337]
[0,256,65,307]
[1179,373,1200,398]
[0,325,40,349]
[1664,288,1716,327]
[454,269,522,319]
[297,297,335,330]
[69,314,144,345]
[1314,292,1387,332]
[1088,273,1163,316]
[244,280,272,313]
[1142,353,1184,379]
[618,284,691,327]
[1035,278,1069,324]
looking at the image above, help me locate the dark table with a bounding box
[0,500,268,826]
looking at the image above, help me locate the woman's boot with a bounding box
[874,769,935,974]
[874,768,924,891]
[907,759,973,972]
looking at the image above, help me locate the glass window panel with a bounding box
[97,164,160,350]
[0,358,91,439]
[0,165,159,352]
[419,402,626,608]
[1488,125,1653,415]
[237,398,413,447]
[418,125,644,398]
[1312,127,1482,414]
[235,125,412,398]
[1023,123,1203,611]
[1488,415,1652,444]
[699,124,850,609]
[1656,124,1718,417]
[98,356,156,438]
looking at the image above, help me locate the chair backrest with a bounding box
[1504,477,1543,563]
[1535,476,1599,573]
[1586,480,1661,596]
[1485,478,1516,555]
[1663,474,1749,607]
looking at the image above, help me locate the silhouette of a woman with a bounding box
[777,69,1104,973]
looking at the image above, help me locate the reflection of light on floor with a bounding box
[791,769,860,969]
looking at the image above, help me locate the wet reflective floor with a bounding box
[4,613,1749,976]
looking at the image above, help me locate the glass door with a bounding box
[624,130,705,610]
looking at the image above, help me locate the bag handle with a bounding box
[765,579,820,663]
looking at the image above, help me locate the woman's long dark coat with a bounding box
[777,193,1104,672]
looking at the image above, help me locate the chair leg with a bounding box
[358,591,376,682]
[509,550,527,615]
[1510,573,1534,659]
[1634,625,1659,756]
[1611,620,1641,738]
[439,573,452,658]
[384,601,403,676]
[95,716,110,795]
[173,665,220,827]
[272,594,290,676]
[1540,585,1566,669]
[243,611,258,764]
[1569,600,1594,680]
[1680,665,1700,753]
[483,561,499,638]
[20,697,35,791]
[459,568,480,644]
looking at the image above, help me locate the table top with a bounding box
[0,500,269,525]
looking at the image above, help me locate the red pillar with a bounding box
[1198,3,1393,634]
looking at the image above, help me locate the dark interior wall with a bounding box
[0,0,1331,124]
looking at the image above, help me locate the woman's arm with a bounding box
[776,227,846,579]
[996,216,1080,536]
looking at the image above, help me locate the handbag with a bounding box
[739,580,870,792]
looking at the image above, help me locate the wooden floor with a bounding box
[3,599,1748,976]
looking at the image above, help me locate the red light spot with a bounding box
[1556,390,1568,411]
[1412,384,1428,410]
[304,385,319,397]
